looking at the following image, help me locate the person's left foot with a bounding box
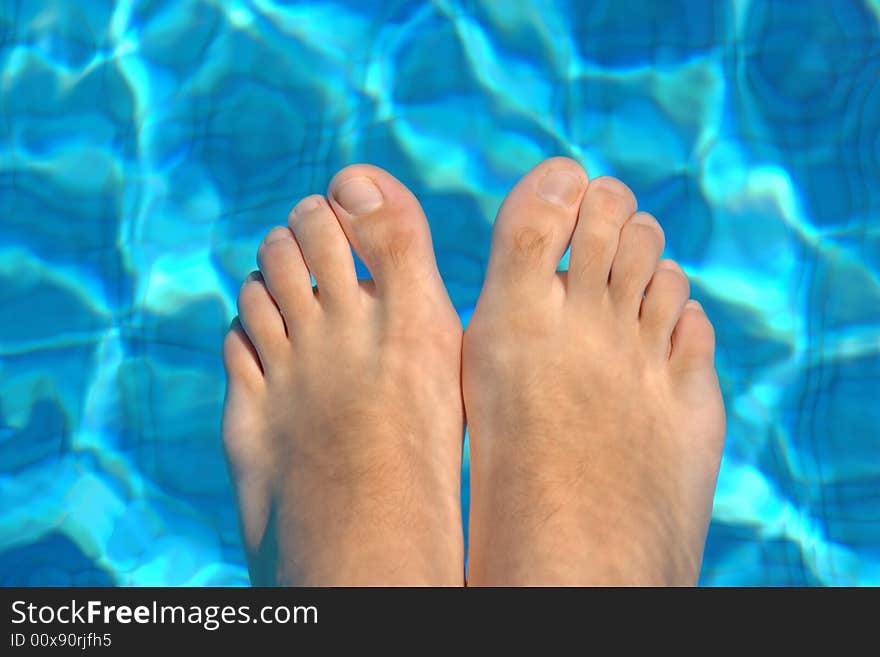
[222,165,465,585]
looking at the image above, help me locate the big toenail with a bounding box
[537,170,582,207]
[334,177,384,215]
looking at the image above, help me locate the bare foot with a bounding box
[463,157,725,586]
[222,165,464,586]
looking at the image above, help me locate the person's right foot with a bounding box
[463,157,726,586]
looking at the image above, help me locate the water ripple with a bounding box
[0,0,878,585]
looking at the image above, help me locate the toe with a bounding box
[485,157,588,294]
[287,195,358,309]
[640,259,690,357]
[327,164,444,296]
[670,300,716,369]
[568,176,637,297]
[221,317,272,565]
[608,212,665,316]
[223,317,264,382]
[257,226,316,322]
[237,271,288,367]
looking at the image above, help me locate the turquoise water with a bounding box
[1,0,878,586]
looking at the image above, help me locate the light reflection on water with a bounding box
[0,0,878,585]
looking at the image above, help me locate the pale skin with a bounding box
[222,157,726,586]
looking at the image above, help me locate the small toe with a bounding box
[287,195,358,308]
[568,176,637,297]
[640,259,690,356]
[257,226,316,321]
[485,157,588,295]
[236,271,288,366]
[608,212,665,315]
[327,164,444,297]
[223,316,264,382]
[670,300,716,369]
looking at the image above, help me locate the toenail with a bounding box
[630,213,658,228]
[589,176,630,196]
[537,170,583,207]
[293,196,322,215]
[334,177,384,215]
[264,227,291,244]
[246,271,263,283]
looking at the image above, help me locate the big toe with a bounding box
[327,164,444,297]
[484,157,589,298]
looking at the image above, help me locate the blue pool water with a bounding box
[1,0,878,586]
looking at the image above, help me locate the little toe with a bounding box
[223,316,264,383]
[287,195,359,309]
[327,164,444,297]
[670,300,716,370]
[608,212,666,316]
[221,317,272,557]
[257,226,316,321]
[640,259,690,357]
[484,157,588,296]
[568,176,637,297]
[236,271,288,367]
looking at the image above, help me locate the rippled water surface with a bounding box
[1,0,879,585]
